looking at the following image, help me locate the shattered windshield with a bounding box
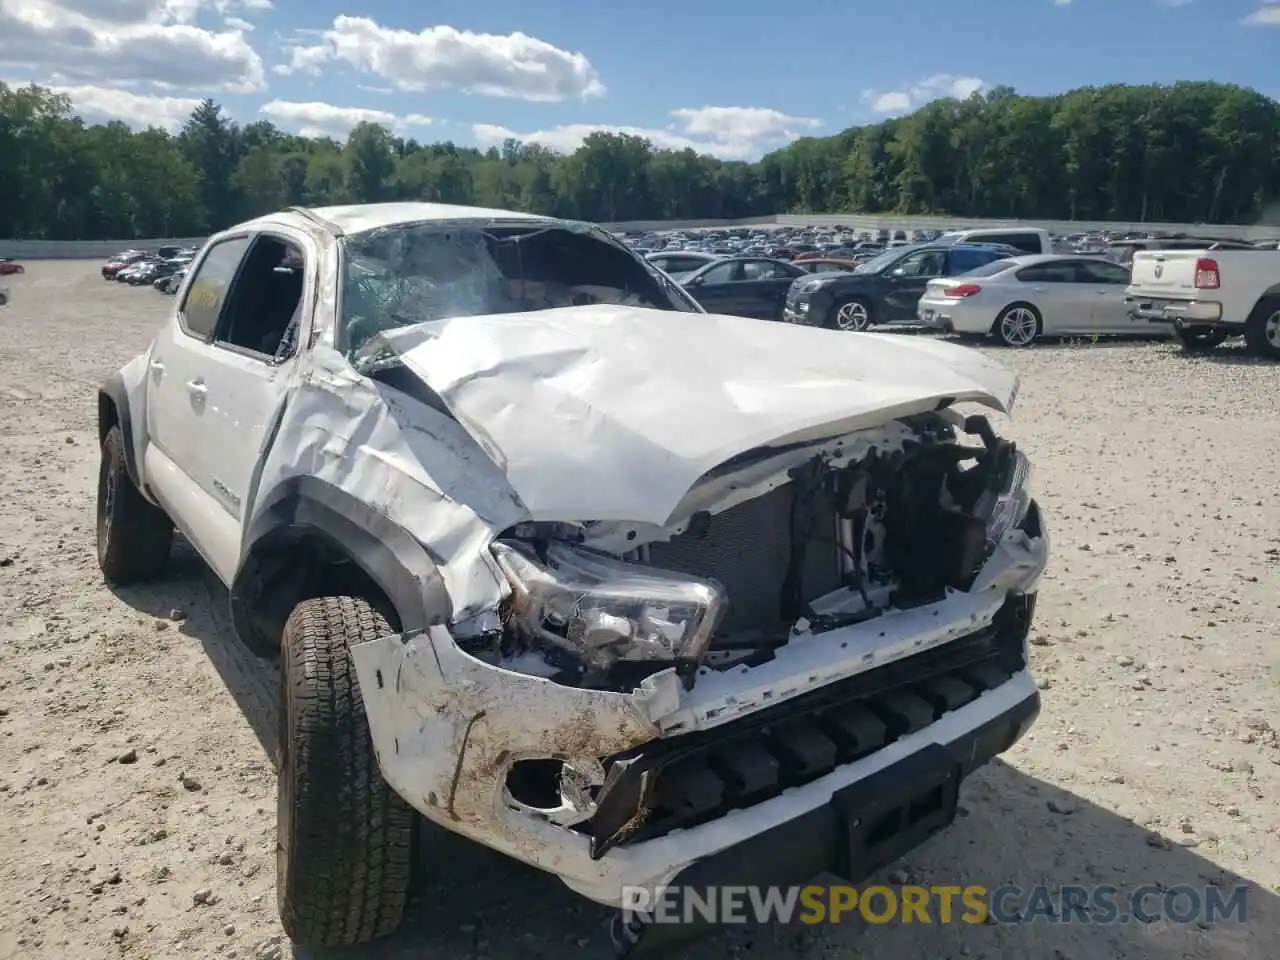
[339,221,700,360]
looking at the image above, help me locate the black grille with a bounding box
[581,594,1034,856]
[646,482,843,634]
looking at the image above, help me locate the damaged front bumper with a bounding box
[349,521,1047,908]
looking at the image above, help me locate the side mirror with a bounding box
[688,275,703,287]
[888,267,906,278]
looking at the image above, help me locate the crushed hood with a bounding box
[373,305,1019,526]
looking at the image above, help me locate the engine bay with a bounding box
[462,411,1032,693]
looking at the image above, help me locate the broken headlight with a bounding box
[973,447,1033,550]
[491,540,727,682]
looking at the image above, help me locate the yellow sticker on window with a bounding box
[186,280,222,312]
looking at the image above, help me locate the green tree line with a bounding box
[2,79,1277,241]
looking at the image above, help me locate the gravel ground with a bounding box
[2,261,1279,960]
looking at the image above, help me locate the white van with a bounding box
[938,227,1053,255]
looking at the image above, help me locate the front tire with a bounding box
[994,303,1042,347]
[830,297,873,331]
[277,596,415,948]
[96,424,173,585]
[1243,297,1280,360]
[1174,326,1226,352]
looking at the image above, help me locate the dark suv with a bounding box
[784,243,1015,331]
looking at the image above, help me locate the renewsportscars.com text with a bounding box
[620,883,1249,926]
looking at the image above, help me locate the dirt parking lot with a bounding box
[1,260,1279,960]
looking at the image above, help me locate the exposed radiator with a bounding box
[646,482,844,634]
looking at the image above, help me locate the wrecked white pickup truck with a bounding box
[95,202,1048,954]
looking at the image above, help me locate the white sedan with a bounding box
[917,254,1165,347]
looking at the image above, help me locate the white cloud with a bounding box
[54,0,177,22]
[472,106,821,161]
[1053,0,1072,6]
[0,0,266,91]
[871,91,911,113]
[274,15,604,102]
[51,82,202,129]
[861,74,988,115]
[260,99,433,138]
[211,0,271,11]
[273,43,329,76]
[1242,1,1280,25]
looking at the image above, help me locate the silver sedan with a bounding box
[916,254,1165,347]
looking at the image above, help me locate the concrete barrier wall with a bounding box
[0,237,208,259]
[603,216,779,233]
[3,214,1276,258]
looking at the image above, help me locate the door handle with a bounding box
[186,379,207,396]
[149,359,165,375]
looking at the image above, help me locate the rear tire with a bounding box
[1174,326,1226,352]
[277,596,415,948]
[994,303,1042,347]
[1243,297,1280,360]
[96,424,173,585]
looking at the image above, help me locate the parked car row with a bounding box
[96,226,1279,357]
[626,223,1066,268]
[663,239,1177,348]
[628,224,942,265]
[101,247,196,293]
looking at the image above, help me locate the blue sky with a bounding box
[1,0,1278,159]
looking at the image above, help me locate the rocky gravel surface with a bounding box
[1,261,1278,960]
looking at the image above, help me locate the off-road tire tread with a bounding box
[97,425,172,585]
[278,596,414,947]
[1243,296,1280,360]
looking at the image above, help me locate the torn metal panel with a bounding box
[376,304,1020,525]
[250,344,530,618]
[348,624,682,831]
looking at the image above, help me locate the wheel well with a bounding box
[1247,293,1280,323]
[97,391,119,444]
[989,301,1041,336]
[231,527,403,656]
